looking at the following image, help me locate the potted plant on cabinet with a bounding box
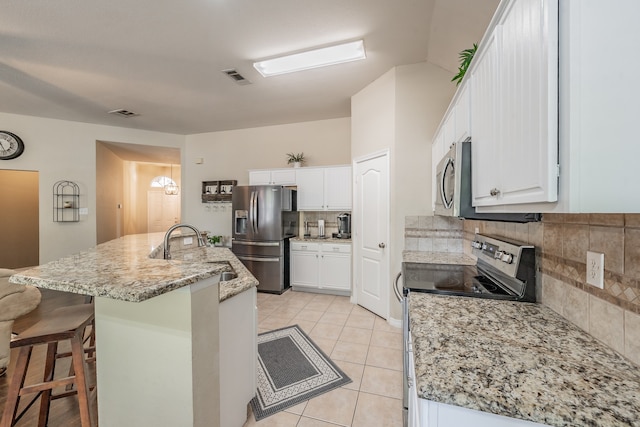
[208,235,223,247]
[286,152,305,168]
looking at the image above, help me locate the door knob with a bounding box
[379,243,386,248]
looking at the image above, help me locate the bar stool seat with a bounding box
[1,304,96,427]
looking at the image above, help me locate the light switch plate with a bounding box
[184,237,193,245]
[586,251,604,289]
[79,207,89,215]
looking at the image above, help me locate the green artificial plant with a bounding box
[451,43,478,86]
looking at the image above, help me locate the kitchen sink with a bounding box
[220,271,237,282]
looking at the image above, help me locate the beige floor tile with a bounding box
[244,409,301,426]
[331,341,369,364]
[351,392,403,427]
[326,299,355,314]
[258,299,286,311]
[302,387,358,426]
[360,366,403,399]
[274,306,303,321]
[373,317,401,334]
[305,300,334,312]
[336,360,365,391]
[365,346,403,371]
[284,401,307,415]
[259,316,293,331]
[338,326,373,346]
[294,320,317,334]
[370,329,402,350]
[293,309,326,322]
[311,294,337,303]
[350,305,376,317]
[309,322,343,341]
[311,337,337,355]
[318,311,349,326]
[345,313,375,330]
[297,416,344,427]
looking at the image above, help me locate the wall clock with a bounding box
[0,131,25,160]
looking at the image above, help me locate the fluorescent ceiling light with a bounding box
[253,40,366,77]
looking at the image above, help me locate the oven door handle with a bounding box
[393,272,403,302]
[440,157,454,209]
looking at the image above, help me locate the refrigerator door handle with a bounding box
[237,255,280,262]
[254,190,259,233]
[250,191,257,234]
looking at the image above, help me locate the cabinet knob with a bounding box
[379,243,386,249]
[490,188,501,197]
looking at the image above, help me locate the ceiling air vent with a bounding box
[221,69,252,86]
[108,109,139,118]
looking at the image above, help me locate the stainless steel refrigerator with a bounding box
[231,185,298,294]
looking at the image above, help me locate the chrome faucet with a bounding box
[163,223,207,260]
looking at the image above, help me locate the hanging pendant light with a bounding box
[164,163,179,195]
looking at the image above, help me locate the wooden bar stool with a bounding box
[1,304,96,427]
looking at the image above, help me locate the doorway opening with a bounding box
[0,169,39,268]
[96,141,181,244]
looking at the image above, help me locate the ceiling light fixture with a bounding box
[164,164,179,196]
[253,40,366,77]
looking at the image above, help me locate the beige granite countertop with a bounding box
[410,293,640,427]
[9,233,258,303]
[402,250,475,265]
[291,236,352,244]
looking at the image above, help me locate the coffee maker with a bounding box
[336,213,351,239]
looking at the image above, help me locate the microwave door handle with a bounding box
[441,157,454,209]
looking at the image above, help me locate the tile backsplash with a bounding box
[404,213,640,366]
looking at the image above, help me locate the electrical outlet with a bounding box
[586,251,604,289]
[183,237,193,245]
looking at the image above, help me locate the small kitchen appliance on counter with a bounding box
[394,234,537,426]
[335,213,351,239]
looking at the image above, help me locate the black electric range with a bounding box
[402,234,537,302]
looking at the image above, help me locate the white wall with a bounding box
[183,118,351,238]
[351,62,454,320]
[0,112,184,263]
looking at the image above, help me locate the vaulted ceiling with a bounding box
[1,0,499,135]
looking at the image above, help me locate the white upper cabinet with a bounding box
[324,166,352,211]
[471,0,640,213]
[454,83,471,144]
[471,0,559,208]
[297,166,352,211]
[248,169,296,185]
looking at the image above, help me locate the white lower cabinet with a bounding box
[418,399,549,427]
[291,241,351,295]
[219,287,257,427]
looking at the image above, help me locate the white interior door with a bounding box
[148,190,180,233]
[354,152,389,318]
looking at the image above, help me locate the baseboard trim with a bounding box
[387,316,401,329]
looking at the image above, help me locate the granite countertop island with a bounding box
[9,232,257,302]
[9,232,259,427]
[410,293,640,427]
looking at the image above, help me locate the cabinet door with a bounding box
[296,168,325,210]
[249,170,272,185]
[495,0,558,205]
[324,166,352,210]
[320,252,351,291]
[271,169,296,185]
[454,82,471,143]
[291,251,319,287]
[471,27,502,206]
[443,109,456,151]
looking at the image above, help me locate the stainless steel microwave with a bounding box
[434,138,540,222]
